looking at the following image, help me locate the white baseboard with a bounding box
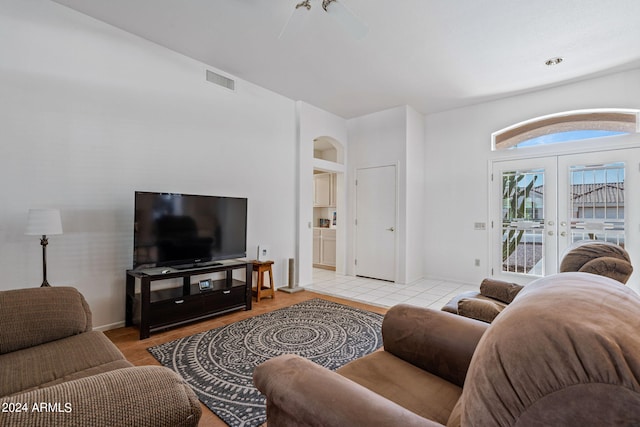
[93,321,125,332]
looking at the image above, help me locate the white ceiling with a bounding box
[51,0,640,119]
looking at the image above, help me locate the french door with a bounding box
[492,148,639,283]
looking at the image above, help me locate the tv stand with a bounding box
[126,260,252,339]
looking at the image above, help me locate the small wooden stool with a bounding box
[252,260,275,302]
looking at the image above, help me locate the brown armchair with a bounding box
[0,286,201,426]
[254,272,640,426]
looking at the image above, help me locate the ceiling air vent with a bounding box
[206,70,235,91]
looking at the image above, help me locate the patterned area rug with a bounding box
[148,298,384,427]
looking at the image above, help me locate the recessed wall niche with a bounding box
[313,137,339,163]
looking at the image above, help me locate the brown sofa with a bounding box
[559,240,633,283]
[0,286,201,427]
[442,240,633,323]
[253,272,640,426]
[441,278,522,323]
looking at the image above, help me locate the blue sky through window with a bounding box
[510,163,624,189]
[517,130,628,148]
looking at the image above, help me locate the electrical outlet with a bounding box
[474,259,481,267]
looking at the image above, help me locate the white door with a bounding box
[355,165,396,281]
[492,148,639,283]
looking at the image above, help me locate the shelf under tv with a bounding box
[125,259,252,339]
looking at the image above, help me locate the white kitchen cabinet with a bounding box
[313,173,336,207]
[320,228,336,266]
[313,229,321,265]
[313,228,336,269]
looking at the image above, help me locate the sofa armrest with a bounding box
[382,305,488,387]
[0,287,92,354]
[0,366,201,427]
[254,354,440,427]
[479,278,523,303]
[579,256,633,284]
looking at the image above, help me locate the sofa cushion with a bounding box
[441,291,481,314]
[0,331,130,397]
[337,350,462,425]
[461,272,640,426]
[0,286,92,354]
[457,297,504,323]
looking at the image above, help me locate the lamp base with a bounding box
[278,286,305,294]
[40,236,51,287]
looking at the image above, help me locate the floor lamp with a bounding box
[26,208,63,287]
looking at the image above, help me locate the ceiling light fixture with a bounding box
[280,0,368,40]
[545,57,564,66]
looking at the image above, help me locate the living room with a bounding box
[2,1,640,425]
[3,0,639,330]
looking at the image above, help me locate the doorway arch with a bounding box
[294,102,349,289]
[312,136,346,277]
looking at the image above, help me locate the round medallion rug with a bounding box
[148,298,383,427]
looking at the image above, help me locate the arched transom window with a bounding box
[492,109,639,151]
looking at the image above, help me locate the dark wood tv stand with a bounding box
[125,260,252,339]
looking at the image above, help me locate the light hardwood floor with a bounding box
[105,290,388,427]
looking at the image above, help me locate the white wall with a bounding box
[424,69,640,288]
[347,105,425,283]
[0,1,296,329]
[405,107,425,283]
[296,102,348,286]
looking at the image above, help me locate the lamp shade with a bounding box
[25,209,63,236]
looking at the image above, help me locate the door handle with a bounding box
[386,227,395,232]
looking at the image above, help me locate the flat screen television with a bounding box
[133,191,247,270]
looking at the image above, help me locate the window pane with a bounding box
[569,162,625,245]
[492,109,638,150]
[518,130,627,148]
[502,169,544,275]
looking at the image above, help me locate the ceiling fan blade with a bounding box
[323,0,368,40]
[278,2,312,40]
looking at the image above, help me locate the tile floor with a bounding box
[305,268,479,310]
